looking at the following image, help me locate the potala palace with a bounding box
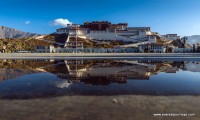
[35,21,196,53]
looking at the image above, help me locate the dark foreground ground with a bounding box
[0,95,199,120]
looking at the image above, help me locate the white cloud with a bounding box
[53,18,72,27]
[25,21,31,25]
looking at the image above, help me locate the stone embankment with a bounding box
[0,53,200,59]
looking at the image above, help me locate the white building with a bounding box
[56,21,187,53]
[147,35,157,43]
[173,48,193,53]
[162,34,180,40]
[56,22,153,45]
[138,43,166,53]
[34,45,55,53]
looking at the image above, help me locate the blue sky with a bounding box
[0,0,200,36]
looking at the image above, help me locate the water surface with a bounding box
[0,59,200,99]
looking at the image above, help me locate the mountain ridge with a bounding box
[0,26,39,39]
[186,35,200,45]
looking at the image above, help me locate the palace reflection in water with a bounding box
[0,59,200,98]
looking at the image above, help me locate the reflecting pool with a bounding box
[1,58,200,99]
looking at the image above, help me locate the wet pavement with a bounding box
[0,95,199,120]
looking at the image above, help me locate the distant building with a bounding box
[162,34,180,40]
[65,41,83,48]
[138,43,166,53]
[34,45,55,53]
[173,46,193,53]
